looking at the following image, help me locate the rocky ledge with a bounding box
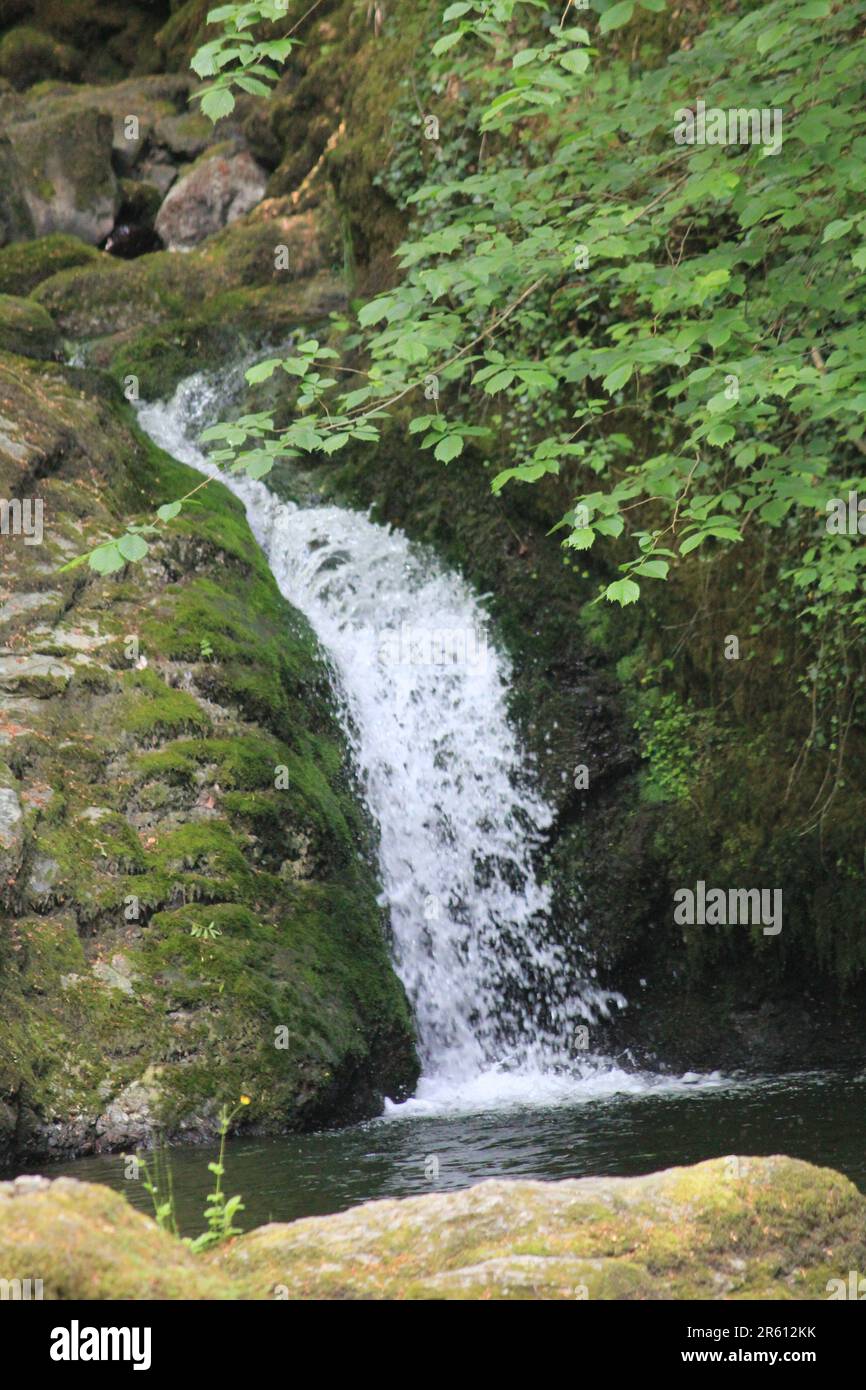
[0,1155,862,1300]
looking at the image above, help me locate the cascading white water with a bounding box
[138,366,638,1114]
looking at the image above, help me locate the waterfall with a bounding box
[138,367,628,1114]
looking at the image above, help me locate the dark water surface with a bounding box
[18,1069,866,1238]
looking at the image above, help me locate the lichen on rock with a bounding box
[0,1156,861,1300]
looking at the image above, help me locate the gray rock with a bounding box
[0,133,34,245]
[0,591,62,625]
[6,108,119,245]
[92,953,136,997]
[136,154,178,198]
[0,653,73,696]
[0,783,24,879]
[26,853,59,898]
[155,151,267,252]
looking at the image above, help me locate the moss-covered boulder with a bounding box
[0,233,100,296]
[0,2,170,86]
[1,1156,862,1299]
[0,1175,233,1299]
[0,295,61,360]
[31,202,341,398]
[5,107,119,244]
[0,350,417,1163]
[0,134,34,247]
[0,26,84,91]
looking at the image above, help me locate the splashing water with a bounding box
[137,367,649,1115]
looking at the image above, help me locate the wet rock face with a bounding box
[0,1156,862,1300]
[0,135,36,246]
[154,151,269,251]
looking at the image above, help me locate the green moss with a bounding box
[0,1178,235,1300]
[0,358,419,1156]
[119,668,212,743]
[0,26,83,89]
[0,234,99,297]
[0,294,61,361]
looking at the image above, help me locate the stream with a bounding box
[26,364,866,1229]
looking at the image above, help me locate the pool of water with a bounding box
[21,1069,866,1237]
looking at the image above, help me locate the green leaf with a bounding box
[634,559,669,579]
[679,532,706,556]
[602,361,633,394]
[706,422,735,446]
[757,22,790,55]
[245,359,282,384]
[599,2,635,35]
[89,543,125,575]
[157,502,183,523]
[57,552,89,573]
[432,30,463,55]
[321,433,351,454]
[595,515,625,538]
[559,50,589,76]
[200,86,235,122]
[604,577,640,605]
[235,74,272,97]
[822,219,853,243]
[434,434,464,463]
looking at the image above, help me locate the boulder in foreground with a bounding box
[1,1156,863,1300]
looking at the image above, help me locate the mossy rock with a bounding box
[0,233,100,296]
[0,1176,234,1299]
[0,294,61,360]
[5,106,119,244]
[1,1156,863,1300]
[0,350,417,1161]
[0,26,83,91]
[28,200,342,398]
[2,2,170,84]
[0,134,34,246]
[214,1155,866,1300]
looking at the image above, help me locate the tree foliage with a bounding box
[84,0,866,738]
